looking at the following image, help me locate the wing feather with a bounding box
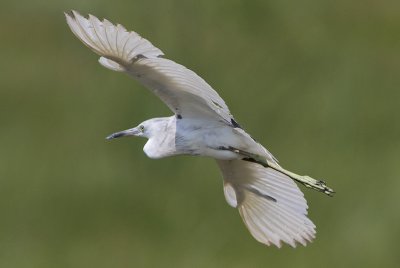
[217,160,316,248]
[65,11,232,123]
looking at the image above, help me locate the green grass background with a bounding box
[1,0,400,267]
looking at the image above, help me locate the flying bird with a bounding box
[65,11,334,248]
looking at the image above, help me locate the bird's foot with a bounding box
[295,176,335,196]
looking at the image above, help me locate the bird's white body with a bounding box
[66,11,333,248]
[140,116,262,160]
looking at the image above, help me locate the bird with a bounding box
[65,10,334,248]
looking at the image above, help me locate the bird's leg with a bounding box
[223,146,335,196]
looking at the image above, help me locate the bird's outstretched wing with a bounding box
[217,159,316,247]
[65,11,233,123]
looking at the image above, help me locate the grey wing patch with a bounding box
[230,118,242,129]
[245,186,277,202]
[212,100,225,110]
[136,54,147,59]
[228,119,259,142]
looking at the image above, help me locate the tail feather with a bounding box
[65,11,164,71]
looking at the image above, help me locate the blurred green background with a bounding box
[1,0,400,267]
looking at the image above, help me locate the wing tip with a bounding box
[239,202,316,248]
[64,10,74,18]
[64,9,82,21]
[65,10,164,66]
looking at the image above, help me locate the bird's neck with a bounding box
[143,116,177,159]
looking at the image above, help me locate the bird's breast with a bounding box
[143,136,177,159]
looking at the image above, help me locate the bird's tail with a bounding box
[65,11,164,72]
[217,160,316,248]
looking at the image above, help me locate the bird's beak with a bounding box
[106,127,140,140]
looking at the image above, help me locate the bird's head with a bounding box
[106,118,169,140]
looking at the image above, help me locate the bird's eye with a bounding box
[139,125,145,132]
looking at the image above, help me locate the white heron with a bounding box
[65,11,334,248]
